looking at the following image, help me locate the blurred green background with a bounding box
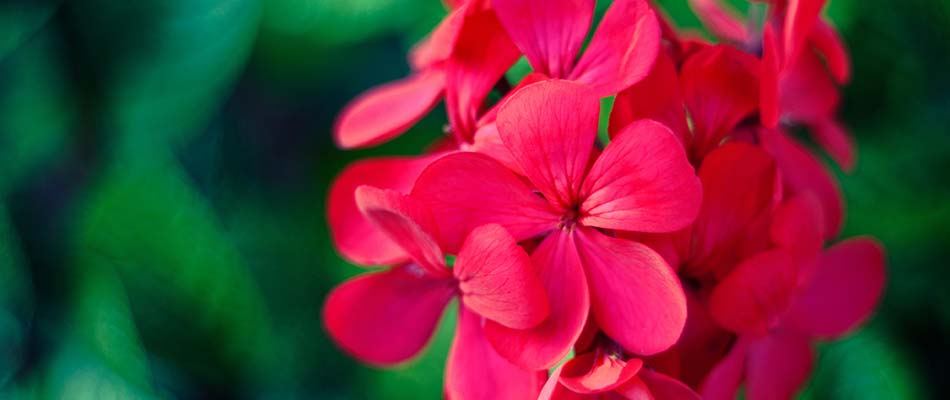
[0,0,947,398]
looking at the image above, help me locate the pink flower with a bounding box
[757,126,845,239]
[327,154,447,266]
[540,346,700,400]
[687,0,854,170]
[623,142,781,387]
[701,194,886,399]
[323,1,886,397]
[324,186,550,398]
[760,22,855,170]
[411,79,702,368]
[334,0,520,148]
[611,45,762,164]
[610,41,845,238]
[493,0,661,97]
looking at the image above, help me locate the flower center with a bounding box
[558,206,581,231]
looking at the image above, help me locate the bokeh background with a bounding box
[0,0,947,398]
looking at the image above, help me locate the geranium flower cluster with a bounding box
[323,0,885,399]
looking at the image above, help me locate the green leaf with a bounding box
[73,150,282,391]
[3,261,161,400]
[801,327,928,399]
[255,0,448,86]
[262,0,430,46]
[0,30,73,194]
[0,0,61,61]
[0,206,32,387]
[66,0,260,149]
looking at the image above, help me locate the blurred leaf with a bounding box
[71,266,153,390]
[255,0,446,85]
[801,327,928,399]
[0,0,61,61]
[0,206,32,387]
[2,259,160,399]
[38,268,161,400]
[0,31,73,194]
[11,343,161,400]
[73,150,282,393]
[262,0,435,46]
[67,0,260,149]
[825,0,858,32]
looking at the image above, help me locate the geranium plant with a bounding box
[324,0,885,398]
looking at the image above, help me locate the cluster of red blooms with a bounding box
[323,0,886,398]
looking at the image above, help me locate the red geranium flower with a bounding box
[540,347,700,399]
[701,194,886,399]
[611,45,761,164]
[493,0,661,97]
[411,79,702,369]
[688,0,855,170]
[623,141,781,387]
[334,0,520,148]
[323,1,886,398]
[324,186,550,398]
[327,154,447,266]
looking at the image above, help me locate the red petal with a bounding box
[410,4,466,69]
[446,8,521,142]
[559,353,643,394]
[709,249,798,335]
[769,193,825,259]
[445,308,545,400]
[609,51,689,143]
[485,230,590,369]
[456,224,550,329]
[810,20,851,84]
[572,315,600,354]
[810,118,855,171]
[539,365,594,400]
[492,0,594,79]
[328,154,444,266]
[569,0,662,97]
[323,266,454,365]
[580,120,702,233]
[411,152,560,252]
[681,45,760,159]
[674,288,737,388]
[465,122,522,175]
[627,231,688,275]
[355,186,449,277]
[475,72,550,127]
[760,25,782,129]
[759,128,844,237]
[575,227,687,356]
[638,369,701,400]
[334,70,445,149]
[688,143,780,277]
[611,376,652,399]
[496,80,599,209]
[699,337,748,400]
[687,0,751,43]
[783,0,827,66]
[779,49,840,124]
[787,238,886,338]
[746,330,813,400]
